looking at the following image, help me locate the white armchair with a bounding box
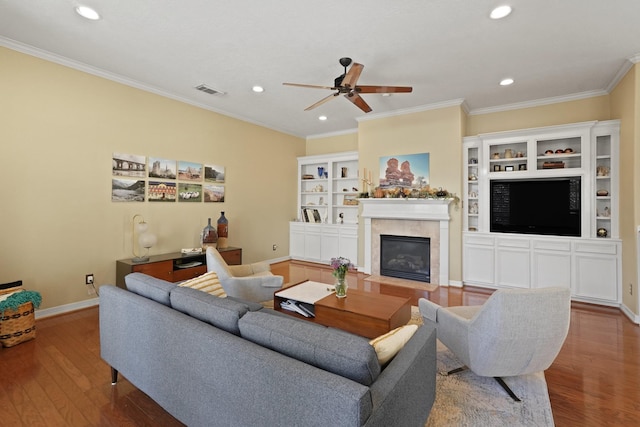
[205,247,283,302]
[419,287,571,401]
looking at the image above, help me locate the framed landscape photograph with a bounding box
[178,161,203,181]
[112,153,146,177]
[148,157,177,179]
[111,179,145,202]
[205,164,225,183]
[178,183,202,202]
[204,184,225,202]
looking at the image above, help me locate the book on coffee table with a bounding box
[275,281,335,305]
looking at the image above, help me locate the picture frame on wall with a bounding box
[178,161,203,181]
[112,153,146,177]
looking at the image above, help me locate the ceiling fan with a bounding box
[283,57,413,113]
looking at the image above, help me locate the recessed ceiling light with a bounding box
[318,115,327,121]
[490,5,512,19]
[252,85,264,93]
[75,5,101,20]
[500,78,514,86]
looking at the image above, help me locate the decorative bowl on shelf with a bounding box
[564,148,574,153]
[544,150,554,155]
[597,228,608,238]
[596,189,609,196]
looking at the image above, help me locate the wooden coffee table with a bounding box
[274,281,411,339]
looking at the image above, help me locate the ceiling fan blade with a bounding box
[304,93,339,111]
[341,63,364,88]
[356,85,413,94]
[344,92,372,113]
[283,83,336,90]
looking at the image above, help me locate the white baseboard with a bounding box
[35,297,99,320]
[620,303,640,325]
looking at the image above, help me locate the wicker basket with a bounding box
[0,288,37,348]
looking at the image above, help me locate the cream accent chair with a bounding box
[419,287,571,401]
[205,247,283,302]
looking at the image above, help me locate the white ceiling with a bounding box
[1,0,639,138]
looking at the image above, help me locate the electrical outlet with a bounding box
[272,244,278,251]
[86,274,94,285]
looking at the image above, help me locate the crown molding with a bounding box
[605,55,639,93]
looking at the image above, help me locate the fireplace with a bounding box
[380,235,430,282]
[360,199,453,285]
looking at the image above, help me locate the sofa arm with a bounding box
[365,324,437,427]
[418,298,441,323]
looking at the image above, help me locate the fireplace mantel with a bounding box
[360,198,453,285]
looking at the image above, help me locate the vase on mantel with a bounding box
[334,276,348,298]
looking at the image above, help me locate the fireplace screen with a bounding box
[380,234,430,282]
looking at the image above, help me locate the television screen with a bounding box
[490,177,581,237]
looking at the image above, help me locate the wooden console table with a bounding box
[116,247,242,288]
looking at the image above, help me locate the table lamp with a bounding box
[132,214,157,263]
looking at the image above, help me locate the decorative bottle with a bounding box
[201,218,218,249]
[217,212,229,249]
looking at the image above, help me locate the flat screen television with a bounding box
[490,177,581,237]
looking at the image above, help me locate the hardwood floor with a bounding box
[1,267,638,426]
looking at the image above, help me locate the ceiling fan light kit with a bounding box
[283,57,413,113]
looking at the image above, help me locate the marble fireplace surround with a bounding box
[360,199,452,285]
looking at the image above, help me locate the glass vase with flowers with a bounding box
[330,257,354,298]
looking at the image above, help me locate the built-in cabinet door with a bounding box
[339,226,358,262]
[304,227,322,262]
[573,242,619,302]
[289,223,305,260]
[463,234,495,285]
[496,244,530,288]
[531,240,572,289]
[320,227,340,263]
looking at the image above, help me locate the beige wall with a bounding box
[306,131,358,155]
[611,64,638,314]
[0,47,304,310]
[466,96,611,136]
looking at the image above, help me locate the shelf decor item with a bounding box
[217,212,229,249]
[132,214,157,263]
[201,218,218,250]
[317,166,325,178]
[330,257,354,298]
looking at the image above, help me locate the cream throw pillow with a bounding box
[178,271,227,298]
[369,324,418,365]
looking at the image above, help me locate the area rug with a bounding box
[408,307,555,427]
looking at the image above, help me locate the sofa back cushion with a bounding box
[125,273,176,306]
[170,286,250,335]
[239,311,380,386]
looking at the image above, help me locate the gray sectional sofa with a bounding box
[99,273,436,427]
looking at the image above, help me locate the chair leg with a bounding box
[494,377,521,402]
[440,366,468,376]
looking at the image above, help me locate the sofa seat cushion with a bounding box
[170,286,251,335]
[239,311,380,386]
[125,273,176,306]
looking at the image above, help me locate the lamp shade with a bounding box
[139,233,157,249]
